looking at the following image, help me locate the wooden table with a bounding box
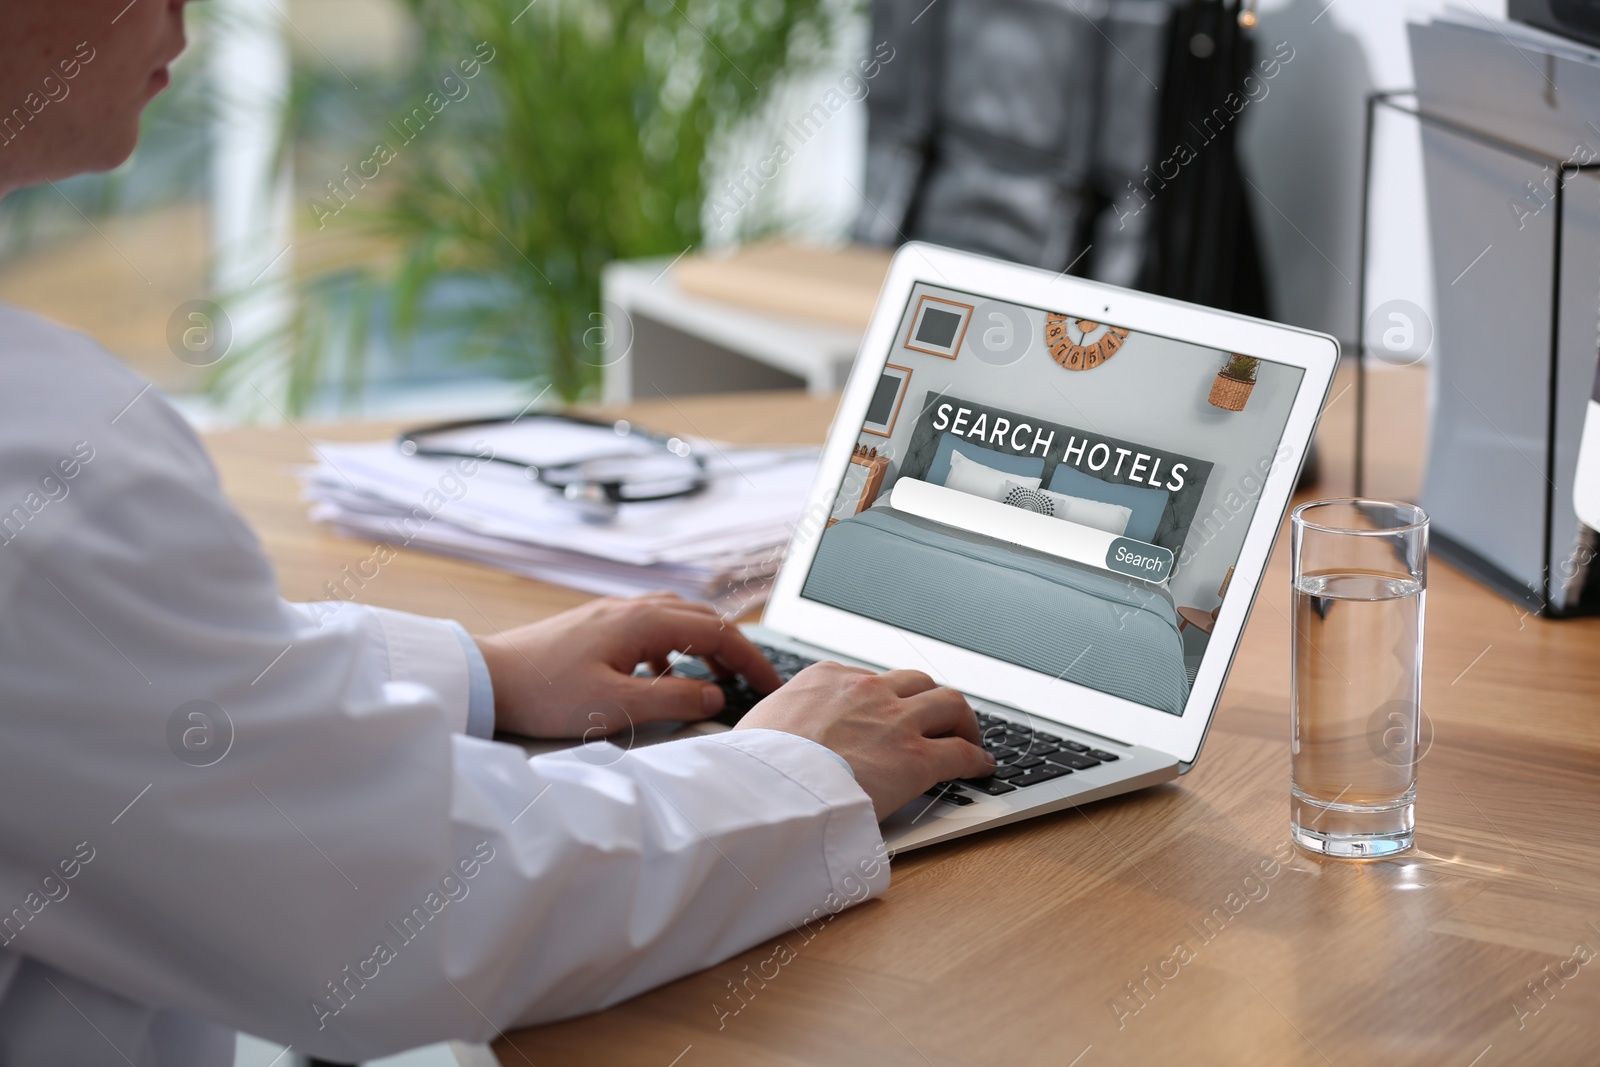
[205,384,1600,1067]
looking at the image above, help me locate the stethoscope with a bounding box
[397,412,711,522]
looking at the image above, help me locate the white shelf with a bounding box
[599,258,866,403]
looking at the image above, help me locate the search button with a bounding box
[1105,538,1173,582]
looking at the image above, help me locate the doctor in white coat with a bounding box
[0,3,995,1063]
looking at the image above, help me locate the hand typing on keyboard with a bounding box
[475,592,782,738]
[737,662,996,820]
[476,591,992,819]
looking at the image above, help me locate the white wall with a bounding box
[1241,0,1508,352]
[852,284,1304,609]
[702,8,869,247]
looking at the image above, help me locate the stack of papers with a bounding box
[300,420,820,614]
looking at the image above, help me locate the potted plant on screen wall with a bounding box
[1208,353,1259,411]
[215,0,839,414]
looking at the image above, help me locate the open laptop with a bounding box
[1577,349,1600,532]
[669,242,1338,852]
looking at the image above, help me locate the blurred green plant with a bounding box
[228,0,840,413]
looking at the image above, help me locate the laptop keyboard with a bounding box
[662,644,1120,794]
[930,711,1120,804]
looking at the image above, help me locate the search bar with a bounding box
[888,478,1173,583]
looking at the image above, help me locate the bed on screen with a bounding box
[803,394,1213,716]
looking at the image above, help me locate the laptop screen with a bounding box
[800,282,1306,717]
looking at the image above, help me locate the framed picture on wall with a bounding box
[861,363,913,438]
[903,296,973,359]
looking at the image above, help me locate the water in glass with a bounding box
[1291,571,1424,857]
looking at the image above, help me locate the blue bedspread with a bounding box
[802,508,1190,715]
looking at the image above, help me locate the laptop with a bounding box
[1576,349,1600,532]
[669,242,1338,852]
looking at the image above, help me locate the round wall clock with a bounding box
[1045,313,1130,371]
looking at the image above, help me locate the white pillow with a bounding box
[944,450,1041,501]
[1051,489,1132,535]
[1000,480,1132,536]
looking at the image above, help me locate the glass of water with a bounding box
[1290,499,1428,858]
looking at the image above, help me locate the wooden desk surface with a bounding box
[204,382,1600,1067]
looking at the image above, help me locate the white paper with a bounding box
[300,429,817,606]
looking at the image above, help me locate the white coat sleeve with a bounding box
[0,328,889,1064]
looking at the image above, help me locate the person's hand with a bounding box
[736,662,995,820]
[475,593,781,739]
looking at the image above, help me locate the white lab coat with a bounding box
[0,305,888,1066]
